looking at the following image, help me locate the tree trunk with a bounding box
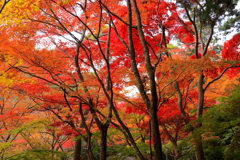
[86,135,96,160]
[73,139,82,160]
[194,73,205,160]
[197,74,205,118]
[195,142,205,160]
[149,105,163,160]
[127,0,163,159]
[100,124,109,160]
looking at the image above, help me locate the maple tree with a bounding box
[0,0,239,160]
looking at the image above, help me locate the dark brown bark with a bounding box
[197,74,205,118]
[0,0,10,13]
[194,73,206,160]
[100,21,112,160]
[182,3,215,159]
[149,104,163,160]
[130,0,163,159]
[99,124,109,160]
[86,136,96,160]
[79,103,96,160]
[195,141,205,160]
[73,139,82,160]
[174,82,187,118]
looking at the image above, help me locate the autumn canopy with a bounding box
[0,0,239,160]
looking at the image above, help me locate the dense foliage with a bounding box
[0,0,239,160]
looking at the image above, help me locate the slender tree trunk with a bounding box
[99,124,109,160]
[128,0,164,158]
[197,74,205,118]
[195,73,205,160]
[195,141,205,160]
[149,104,163,160]
[73,139,82,160]
[79,105,96,160]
